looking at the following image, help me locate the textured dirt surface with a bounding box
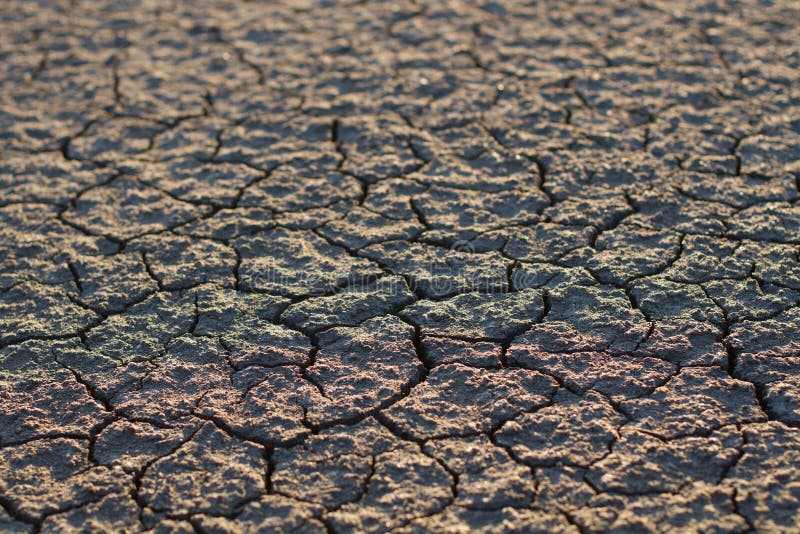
[2,0,800,532]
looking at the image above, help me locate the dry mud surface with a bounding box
[2,0,800,532]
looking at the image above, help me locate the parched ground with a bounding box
[1,0,800,532]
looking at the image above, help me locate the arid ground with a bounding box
[1,0,800,532]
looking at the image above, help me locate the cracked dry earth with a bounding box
[2,1,800,533]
